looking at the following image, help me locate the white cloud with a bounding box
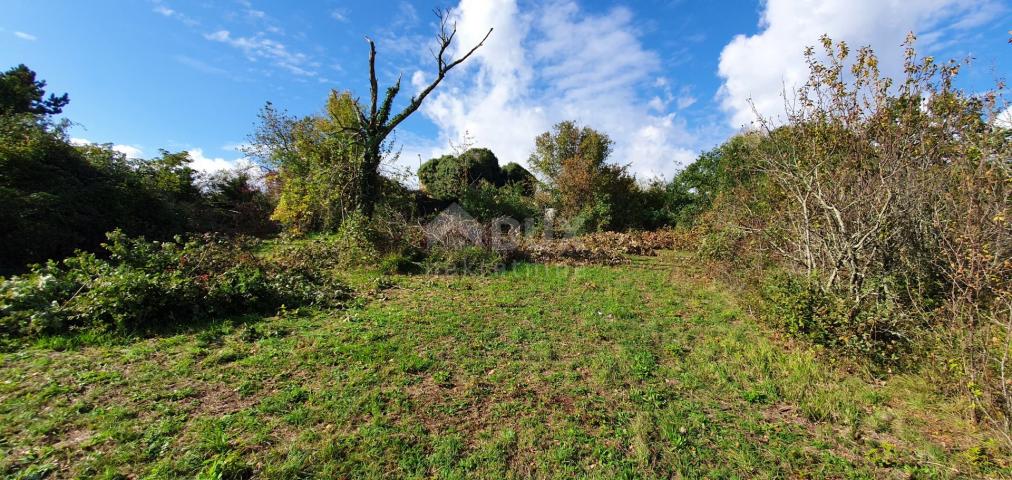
[151,1,199,26]
[996,106,1012,129]
[174,55,233,78]
[330,8,348,22]
[13,31,36,41]
[69,138,144,159]
[113,144,144,159]
[405,0,698,179]
[71,139,246,173]
[676,90,697,110]
[717,0,1004,128]
[204,29,316,77]
[186,148,245,174]
[153,5,175,17]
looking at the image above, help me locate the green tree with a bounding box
[529,121,619,229]
[249,92,367,233]
[0,64,69,116]
[0,66,278,272]
[529,121,612,184]
[500,162,535,195]
[665,134,762,225]
[202,167,278,235]
[418,147,502,200]
[0,116,202,271]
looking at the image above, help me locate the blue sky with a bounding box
[2,0,1009,178]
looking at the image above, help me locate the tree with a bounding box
[715,35,1012,439]
[349,9,492,218]
[202,166,278,236]
[251,92,367,232]
[0,64,69,116]
[529,121,612,185]
[665,134,763,225]
[0,116,209,271]
[418,147,502,200]
[529,121,615,222]
[500,162,535,195]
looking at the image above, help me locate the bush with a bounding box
[256,93,366,234]
[421,246,505,275]
[519,230,689,266]
[500,162,536,195]
[673,36,1012,444]
[333,211,379,266]
[0,230,350,341]
[760,271,840,343]
[759,270,921,369]
[458,181,538,223]
[418,148,504,201]
[201,167,279,236]
[378,252,423,275]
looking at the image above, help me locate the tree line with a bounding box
[0,64,275,274]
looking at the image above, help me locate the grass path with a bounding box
[0,251,1002,478]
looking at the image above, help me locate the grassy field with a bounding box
[0,251,1004,479]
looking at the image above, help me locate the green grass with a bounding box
[0,251,1005,478]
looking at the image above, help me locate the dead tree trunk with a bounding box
[352,9,492,218]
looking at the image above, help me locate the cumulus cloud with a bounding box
[404,0,698,179]
[186,148,247,174]
[113,144,145,159]
[70,138,145,159]
[717,0,1004,128]
[69,139,246,173]
[13,31,37,41]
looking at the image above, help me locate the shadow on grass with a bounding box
[19,309,313,352]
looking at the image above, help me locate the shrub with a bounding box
[421,246,505,275]
[418,148,503,201]
[500,162,536,195]
[759,271,840,344]
[267,237,343,272]
[458,181,538,223]
[378,252,423,275]
[201,167,279,236]
[333,211,379,266]
[696,222,748,262]
[518,230,689,266]
[759,270,921,368]
[0,230,350,341]
[260,93,362,233]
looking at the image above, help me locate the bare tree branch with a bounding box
[384,9,492,134]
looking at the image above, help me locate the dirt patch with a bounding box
[190,382,259,417]
[52,428,93,450]
[404,376,492,434]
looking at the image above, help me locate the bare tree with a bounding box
[754,37,898,314]
[351,9,492,218]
